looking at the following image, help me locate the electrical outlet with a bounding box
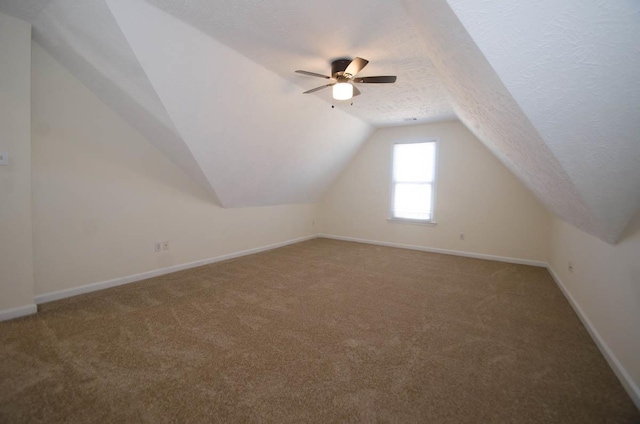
[154,241,162,252]
[162,241,169,250]
[0,152,8,166]
[568,261,573,273]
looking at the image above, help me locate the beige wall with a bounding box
[548,213,640,404]
[31,43,317,296]
[0,13,35,313]
[319,121,551,262]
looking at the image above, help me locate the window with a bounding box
[390,140,438,222]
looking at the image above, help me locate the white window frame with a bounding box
[388,138,439,225]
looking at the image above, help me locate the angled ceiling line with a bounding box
[447,0,640,244]
[401,0,610,242]
[0,0,223,205]
[105,0,372,208]
[93,0,223,205]
[146,0,457,127]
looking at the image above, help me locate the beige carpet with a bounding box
[0,238,637,423]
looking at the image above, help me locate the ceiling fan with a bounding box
[295,57,397,101]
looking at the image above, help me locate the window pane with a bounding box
[393,183,432,220]
[393,142,435,183]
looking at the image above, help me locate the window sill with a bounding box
[387,218,437,226]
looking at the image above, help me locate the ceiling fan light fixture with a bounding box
[297,57,396,99]
[333,82,353,100]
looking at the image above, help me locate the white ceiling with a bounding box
[0,0,638,243]
[105,0,371,207]
[447,0,640,243]
[145,0,456,127]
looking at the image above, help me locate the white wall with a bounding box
[548,213,640,407]
[0,13,35,317]
[319,121,551,262]
[31,43,317,297]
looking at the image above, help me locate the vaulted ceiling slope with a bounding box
[104,0,372,207]
[144,0,456,127]
[449,0,640,244]
[0,0,372,208]
[403,0,640,244]
[0,0,220,203]
[1,0,638,243]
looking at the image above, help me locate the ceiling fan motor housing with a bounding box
[331,59,353,79]
[296,57,396,95]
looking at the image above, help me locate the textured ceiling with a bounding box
[1,0,638,243]
[401,0,599,239]
[146,0,456,127]
[447,0,640,243]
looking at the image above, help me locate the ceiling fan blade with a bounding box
[344,57,369,77]
[303,83,335,94]
[352,86,361,97]
[295,70,331,79]
[353,76,397,84]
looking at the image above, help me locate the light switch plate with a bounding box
[0,152,8,166]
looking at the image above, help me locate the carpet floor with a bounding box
[0,238,638,423]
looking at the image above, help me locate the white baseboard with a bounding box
[0,303,38,322]
[35,233,544,305]
[547,266,640,410]
[35,234,318,305]
[318,233,547,267]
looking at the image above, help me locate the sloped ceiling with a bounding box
[1,0,219,203]
[104,0,373,207]
[0,0,374,208]
[144,0,456,127]
[0,0,638,243]
[402,0,640,244]
[446,0,640,244]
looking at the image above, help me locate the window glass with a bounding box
[391,141,437,222]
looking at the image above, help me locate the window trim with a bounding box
[388,138,439,225]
